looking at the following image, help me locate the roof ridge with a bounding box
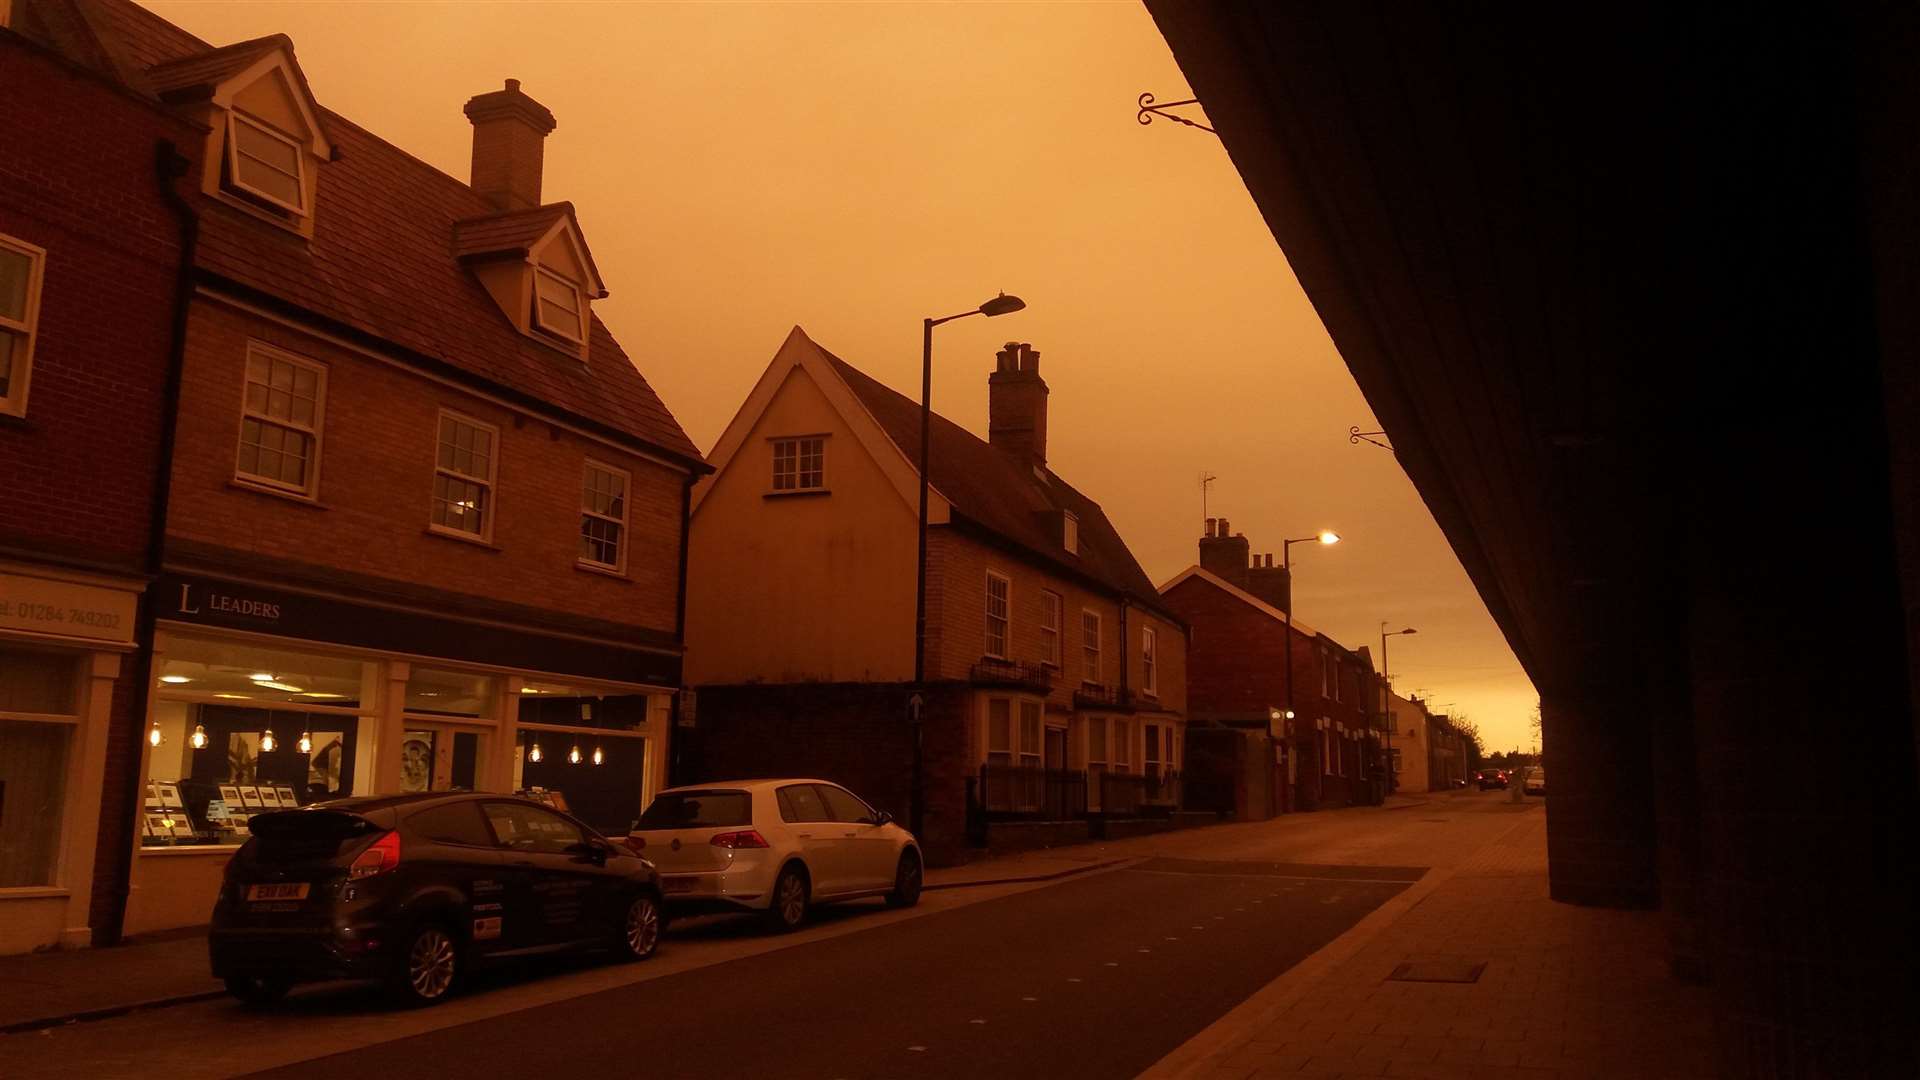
[144,31,286,69]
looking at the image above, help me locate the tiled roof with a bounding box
[145,33,285,98]
[822,351,1176,619]
[50,0,703,466]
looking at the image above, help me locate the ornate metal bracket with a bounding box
[1137,92,1216,135]
[1349,426,1393,450]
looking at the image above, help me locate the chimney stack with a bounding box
[988,342,1048,468]
[464,78,557,212]
[1198,519,1251,587]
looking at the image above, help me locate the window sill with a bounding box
[574,561,630,583]
[0,886,69,899]
[425,526,501,551]
[763,489,831,500]
[228,479,327,509]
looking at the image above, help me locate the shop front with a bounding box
[125,572,679,937]
[0,559,143,954]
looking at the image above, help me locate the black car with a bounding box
[210,792,663,1007]
[1475,770,1509,790]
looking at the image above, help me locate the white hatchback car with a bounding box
[629,779,923,931]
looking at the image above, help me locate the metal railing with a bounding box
[1099,769,1182,816]
[969,657,1055,693]
[977,763,1087,820]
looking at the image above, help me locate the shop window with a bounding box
[147,635,371,847]
[0,233,46,417]
[404,667,493,718]
[512,683,658,837]
[0,648,79,887]
[235,343,324,496]
[431,411,496,539]
[580,461,628,571]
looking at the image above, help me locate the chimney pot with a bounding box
[988,339,1048,468]
[1204,517,1217,538]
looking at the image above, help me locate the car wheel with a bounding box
[224,975,292,1007]
[885,849,923,909]
[618,893,662,961]
[765,865,808,932]
[388,922,460,1007]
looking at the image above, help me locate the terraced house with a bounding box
[684,328,1187,862]
[0,0,705,948]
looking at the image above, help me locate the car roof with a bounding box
[655,778,842,795]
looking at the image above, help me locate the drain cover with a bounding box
[1388,961,1486,983]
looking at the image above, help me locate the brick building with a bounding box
[684,329,1187,863]
[0,1,198,953]
[1158,519,1381,817]
[4,0,705,946]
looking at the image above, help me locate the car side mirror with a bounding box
[565,840,608,864]
[874,810,894,827]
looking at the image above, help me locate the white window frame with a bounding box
[579,459,630,573]
[1142,626,1158,697]
[430,409,499,542]
[226,112,307,215]
[1039,590,1062,668]
[1081,609,1102,685]
[0,233,47,418]
[1062,511,1079,555]
[769,435,827,493]
[984,571,1011,660]
[233,341,326,497]
[531,267,586,345]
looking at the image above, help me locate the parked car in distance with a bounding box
[1475,769,1509,790]
[210,792,663,1008]
[1523,768,1548,796]
[629,779,923,932]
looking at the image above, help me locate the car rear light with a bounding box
[347,830,401,880]
[709,829,770,849]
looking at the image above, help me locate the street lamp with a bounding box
[911,292,1026,839]
[1380,625,1416,794]
[1280,530,1339,809]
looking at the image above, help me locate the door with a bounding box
[816,784,893,891]
[402,801,511,957]
[774,783,847,895]
[481,800,608,946]
[402,724,489,793]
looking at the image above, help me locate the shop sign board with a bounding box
[0,570,138,645]
[157,572,682,686]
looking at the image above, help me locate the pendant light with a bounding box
[297,731,313,754]
[148,721,164,748]
[591,746,604,766]
[567,744,583,766]
[260,728,277,753]
[189,724,209,750]
[528,741,543,763]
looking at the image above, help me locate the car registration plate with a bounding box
[661,876,697,894]
[246,883,310,902]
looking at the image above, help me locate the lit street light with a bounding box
[1280,529,1340,808]
[911,292,1026,838]
[1380,624,1416,794]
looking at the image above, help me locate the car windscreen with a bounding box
[636,790,752,830]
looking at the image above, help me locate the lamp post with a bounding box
[1380,624,1416,794]
[911,292,1026,839]
[1280,530,1339,808]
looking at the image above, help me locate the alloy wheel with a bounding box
[777,872,806,925]
[407,927,457,1000]
[625,895,661,958]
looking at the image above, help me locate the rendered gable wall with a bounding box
[685,363,919,685]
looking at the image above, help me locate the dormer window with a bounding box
[1062,510,1079,555]
[532,267,586,345]
[226,112,306,214]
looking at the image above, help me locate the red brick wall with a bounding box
[165,299,685,633]
[0,39,189,567]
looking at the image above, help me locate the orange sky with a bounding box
[146,0,1538,753]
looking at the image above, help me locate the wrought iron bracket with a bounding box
[1349,426,1393,450]
[1137,92,1216,135]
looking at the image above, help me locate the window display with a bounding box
[0,648,78,886]
[147,635,372,846]
[512,683,661,836]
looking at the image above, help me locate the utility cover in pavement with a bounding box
[1388,961,1486,983]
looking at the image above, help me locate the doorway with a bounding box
[400,723,489,793]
